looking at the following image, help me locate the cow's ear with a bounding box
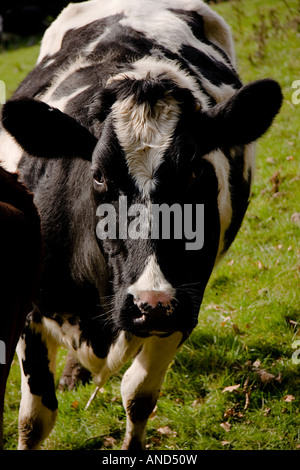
[1,98,97,160]
[196,79,282,153]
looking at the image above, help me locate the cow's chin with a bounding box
[123,314,178,338]
[117,303,197,339]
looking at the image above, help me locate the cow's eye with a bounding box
[94,175,104,185]
[93,173,106,190]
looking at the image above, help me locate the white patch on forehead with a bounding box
[203,149,232,261]
[128,255,175,299]
[112,91,180,194]
[0,129,23,172]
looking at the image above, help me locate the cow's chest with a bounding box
[42,317,144,384]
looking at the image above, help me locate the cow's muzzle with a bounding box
[124,290,179,336]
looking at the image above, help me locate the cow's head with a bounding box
[1,77,282,337]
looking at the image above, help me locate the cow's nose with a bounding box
[133,290,176,316]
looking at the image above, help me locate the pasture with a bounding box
[0,0,299,450]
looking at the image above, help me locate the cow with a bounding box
[0,0,282,450]
[0,166,41,449]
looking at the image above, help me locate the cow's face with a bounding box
[2,77,282,337]
[90,78,222,337]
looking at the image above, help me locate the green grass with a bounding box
[0,39,41,97]
[1,0,300,450]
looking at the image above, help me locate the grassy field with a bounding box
[1,0,300,451]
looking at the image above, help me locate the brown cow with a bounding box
[0,166,41,449]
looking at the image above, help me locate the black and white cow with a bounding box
[0,0,282,450]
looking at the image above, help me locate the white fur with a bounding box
[0,129,23,172]
[200,77,236,103]
[16,326,58,450]
[42,57,56,68]
[37,55,91,103]
[44,85,90,112]
[37,0,125,62]
[120,5,227,62]
[203,149,232,260]
[42,317,143,386]
[243,142,256,182]
[112,92,180,194]
[128,255,176,299]
[121,332,183,447]
[76,331,143,385]
[38,57,88,100]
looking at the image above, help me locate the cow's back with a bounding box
[5,1,237,121]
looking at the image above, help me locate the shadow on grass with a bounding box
[170,326,300,400]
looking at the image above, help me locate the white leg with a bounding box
[121,332,183,450]
[17,321,58,450]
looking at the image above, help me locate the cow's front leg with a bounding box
[121,332,183,450]
[17,318,58,450]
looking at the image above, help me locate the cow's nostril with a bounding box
[133,291,177,318]
[133,290,174,308]
[128,292,180,334]
[137,302,152,313]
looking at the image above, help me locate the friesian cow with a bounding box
[0,0,282,450]
[0,166,41,449]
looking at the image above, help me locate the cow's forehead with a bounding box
[104,60,206,196]
[111,92,180,196]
